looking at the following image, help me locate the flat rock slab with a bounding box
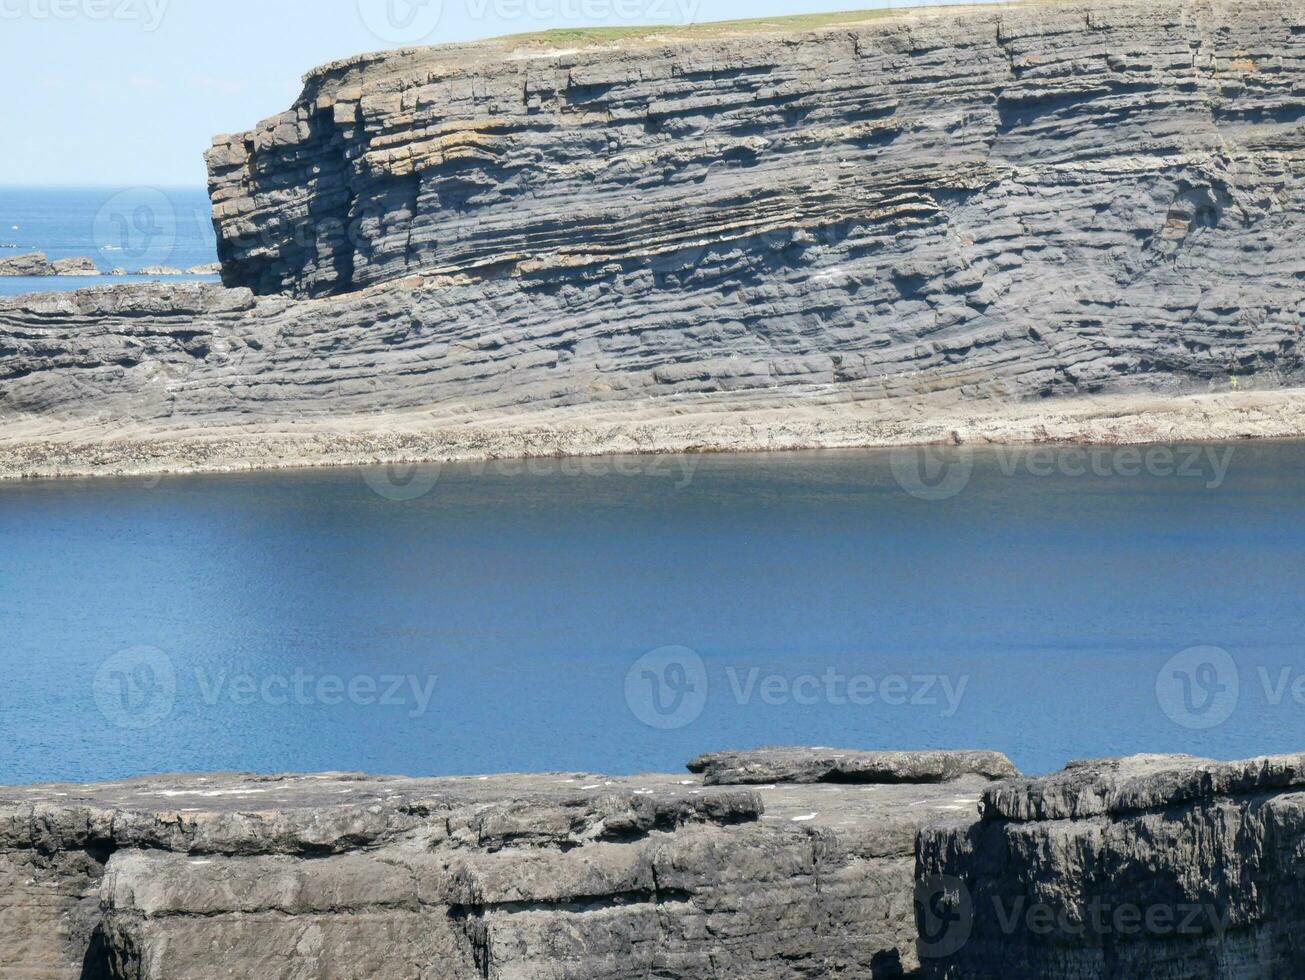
[0,751,1007,978]
[981,752,1305,821]
[689,747,1020,786]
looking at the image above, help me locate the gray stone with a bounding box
[50,257,99,276]
[0,751,997,978]
[0,251,54,276]
[918,752,1305,978]
[689,747,1020,786]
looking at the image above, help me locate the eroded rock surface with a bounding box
[0,252,56,276]
[0,748,1015,979]
[689,747,1020,786]
[1,0,1303,476]
[917,753,1305,978]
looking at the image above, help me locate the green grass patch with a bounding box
[501,5,1007,46]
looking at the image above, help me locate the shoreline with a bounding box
[2,386,1303,482]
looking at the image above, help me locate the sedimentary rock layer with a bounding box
[0,749,1012,979]
[1,0,1303,477]
[917,753,1305,978]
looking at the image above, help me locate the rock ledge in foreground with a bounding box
[1,749,1001,979]
[689,746,1020,786]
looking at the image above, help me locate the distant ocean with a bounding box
[0,187,220,297]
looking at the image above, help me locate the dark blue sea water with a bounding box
[1,442,1303,785]
[0,187,219,296]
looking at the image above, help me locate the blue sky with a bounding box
[1,0,1004,187]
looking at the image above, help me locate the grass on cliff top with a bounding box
[501,2,1055,46]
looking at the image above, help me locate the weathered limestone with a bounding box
[917,753,1305,978]
[51,257,100,277]
[15,750,1305,976]
[0,253,101,277]
[0,749,1015,979]
[689,747,1021,786]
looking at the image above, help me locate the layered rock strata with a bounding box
[917,753,1305,978]
[1,0,1303,477]
[0,749,1013,979]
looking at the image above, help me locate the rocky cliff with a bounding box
[15,748,1305,979]
[0,0,1302,477]
[917,753,1305,978]
[0,748,1012,979]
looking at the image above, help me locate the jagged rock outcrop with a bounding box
[916,753,1305,978]
[0,253,101,277]
[1,0,1303,477]
[51,257,100,277]
[0,252,54,276]
[0,749,1014,978]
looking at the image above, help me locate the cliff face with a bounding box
[917,753,1305,978]
[203,0,1305,399]
[0,749,1012,979]
[15,749,1305,978]
[1,0,1303,477]
[209,0,1304,310]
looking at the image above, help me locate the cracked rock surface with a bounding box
[0,749,1015,978]
[688,747,1021,786]
[918,752,1305,978]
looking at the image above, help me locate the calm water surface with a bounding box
[0,186,218,296]
[1,442,1303,784]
